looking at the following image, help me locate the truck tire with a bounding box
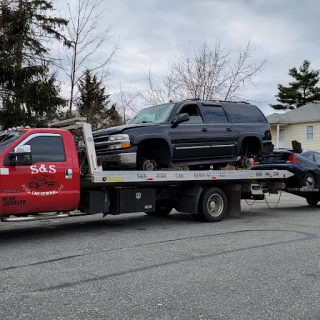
[192,187,227,222]
[306,196,318,206]
[145,200,173,216]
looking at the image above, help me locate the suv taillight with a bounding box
[253,156,259,164]
[286,154,298,164]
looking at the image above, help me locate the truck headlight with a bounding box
[109,134,130,141]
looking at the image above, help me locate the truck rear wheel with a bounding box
[192,187,227,222]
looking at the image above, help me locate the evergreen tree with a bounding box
[271,60,320,110]
[76,69,122,130]
[0,0,70,129]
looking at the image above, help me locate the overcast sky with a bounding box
[56,0,320,116]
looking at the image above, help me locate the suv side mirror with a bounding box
[8,145,32,166]
[172,113,190,127]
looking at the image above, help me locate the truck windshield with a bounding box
[0,131,26,154]
[129,103,175,124]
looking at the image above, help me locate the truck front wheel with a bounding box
[192,187,227,222]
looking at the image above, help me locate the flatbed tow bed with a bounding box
[0,120,294,224]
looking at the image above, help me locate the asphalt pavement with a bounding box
[0,192,320,320]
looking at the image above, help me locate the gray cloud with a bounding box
[56,0,320,116]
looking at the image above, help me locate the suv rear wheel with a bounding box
[239,138,261,168]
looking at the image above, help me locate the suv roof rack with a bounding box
[204,100,250,104]
[171,99,250,104]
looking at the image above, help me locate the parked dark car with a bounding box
[93,99,274,170]
[252,149,320,189]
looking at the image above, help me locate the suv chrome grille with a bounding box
[93,135,111,155]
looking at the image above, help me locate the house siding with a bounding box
[271,127,277,146]
[271,122,320,151]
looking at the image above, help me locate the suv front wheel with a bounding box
[138,158,158,171]
[136,140,171,171]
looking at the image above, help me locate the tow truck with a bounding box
[0,119,294,223]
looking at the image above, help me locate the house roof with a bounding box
[267,103,320,124]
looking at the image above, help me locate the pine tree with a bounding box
[0,0,70,129]
[271,60,320,110]
[76,69,122,130]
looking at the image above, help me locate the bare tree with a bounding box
[140,40,267,105]
[114,83,140,124]
[57,0,119,114]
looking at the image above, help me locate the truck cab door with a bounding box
[1,133,79,215]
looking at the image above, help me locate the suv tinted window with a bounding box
[26,135,66,162]
[202,105,229,123]
[179,105,204,123]
[227,104,267,123]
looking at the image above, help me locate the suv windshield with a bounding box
[129,103,175,124]
[0,131,26,154]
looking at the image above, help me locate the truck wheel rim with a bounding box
[207,194,224,217]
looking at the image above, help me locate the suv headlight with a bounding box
[108,134,131,149]
[109,134,130,141]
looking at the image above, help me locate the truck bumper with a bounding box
[100,152,137,169]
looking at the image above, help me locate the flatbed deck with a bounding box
[86,169,293,185]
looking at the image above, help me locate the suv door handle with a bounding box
[202,128,208,132]
[226,128,232,132]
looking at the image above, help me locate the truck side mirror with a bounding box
[8,145,32,166]
[172,113,190,127]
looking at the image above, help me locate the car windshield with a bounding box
[0,131,26,154]
[129,103,175,124]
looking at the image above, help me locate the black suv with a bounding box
[93,99,274,170]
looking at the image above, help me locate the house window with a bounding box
[306,125,314,140]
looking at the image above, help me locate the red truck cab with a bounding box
[0,128,80,216]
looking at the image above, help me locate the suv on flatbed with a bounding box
[93,99,274,170]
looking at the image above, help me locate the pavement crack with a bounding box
[1,228,316,272]
[27,229,317,293]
